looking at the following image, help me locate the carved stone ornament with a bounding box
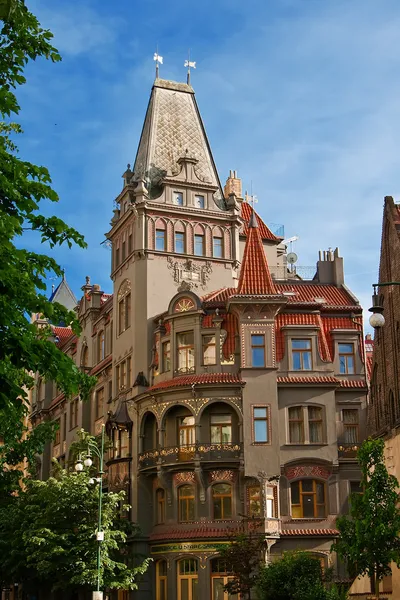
[209,469,235,482]
[167,256,212,290]
[284,464,331,481]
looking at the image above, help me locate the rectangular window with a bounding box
[202,334,216,365]
[253,406,269,443]
[194,194,205,208]
[210,414,232,444]
[122,240,126,261]
[194,234,205,256]
[162,341,171,372]
[157,490,165,524]
[125,293,131,330]
[116,365,120,392]
[63,412,67,441]
[212,236,223,258]
[291,480,326,518]
[115,247,120,268]
[118,300,125,335]
[95,387,104,420]
[266,485,275,518]
[126,357,131,388]
[178,416,195,447]
[108,379,113,402]
[175,231,185,254]
[292,339,312,370]
[339,343,355,374]
[54,419,61,445]
[156,229,166,251]
[70,399,78,430]
[288,406,304,443]
[308,407,323,443]
[128,233,133,254]
[173,191,183,205]
[120,361,126,389]
[251,334,265,367]
[343,409,359,443]
[177,331,195,372]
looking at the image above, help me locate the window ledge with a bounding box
[284,443,328,447]
[288,518,327,523]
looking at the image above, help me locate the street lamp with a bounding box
[368,282,400,328]
[75,424,106,600]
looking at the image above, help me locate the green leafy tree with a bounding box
[0,462,150,596]
[218,529,267,600]
[334,437,400,598]
[0,1,96,494]
[257,551,335,600]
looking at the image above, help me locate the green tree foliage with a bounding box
[217,529,267,600]
[0,1,96,494]
[256,551,341,600]
[0,463,150,595]
[334,437,400,598]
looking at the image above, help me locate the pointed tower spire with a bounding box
[237,208,276,295]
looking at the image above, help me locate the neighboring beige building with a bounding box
[31,77,368,600]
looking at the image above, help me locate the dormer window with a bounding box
[292,339,312,370]
[339,343,355,374]
[194,194,205,208]
[173,191,183,206]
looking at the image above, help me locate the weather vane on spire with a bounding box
[154,49,163,78]
[184,50,196,84]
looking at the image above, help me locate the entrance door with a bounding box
[211,558,238,600]
[177,558,198,600]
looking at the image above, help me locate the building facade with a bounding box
[31,78,368,600]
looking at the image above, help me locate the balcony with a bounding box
[338,442,361,458]
[138,442,243,470]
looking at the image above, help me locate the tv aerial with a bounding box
[282,235,299,273]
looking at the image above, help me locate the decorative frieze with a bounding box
[284,465,331,481]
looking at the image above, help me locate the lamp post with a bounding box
[368,282,400,328]
[75,424,106,600]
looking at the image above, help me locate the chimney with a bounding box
[224,170,243,200]
[316,247,344,286]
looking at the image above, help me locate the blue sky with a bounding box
[20,0,400,329]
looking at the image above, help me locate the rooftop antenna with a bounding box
[244,181,258,210]
[184,49,196,85]
[153,47,163,78]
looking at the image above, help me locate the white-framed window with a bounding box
[173,191,183,206]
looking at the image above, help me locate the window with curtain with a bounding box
[253,406,269,443]
[210,415,232,444]
[308,407,323,443]
[291,479,326,518]
[173,191,183,205]
[98,331,105,362]
[292,339,312,370]
[212,483,232,519]
[194,194,205,208]
[288,406,304,443]
[178,485,195,522]
[177,331,195,372]
[202,334,216,365]
[178,416,195,447]
[343,409,359,443]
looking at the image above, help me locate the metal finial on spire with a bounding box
[184,50,196,85]
[154,50,163,78]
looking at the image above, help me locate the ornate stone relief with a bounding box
[209,469,235,482]
[174,471,195,485]
[284,464,331,481]
[167,256,212,290]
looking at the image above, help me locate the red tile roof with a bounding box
[277,376,339,385]
[240,202,280,242]
[52,326,75,347]
[275,313,330,363]
[150,526,237,541]
[366,354,373,381]
[148,373,243,392]
[339,379,368,389]
[280,528,338,537]
[236,209,276,296]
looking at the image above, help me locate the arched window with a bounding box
[156,489,165,524]
[97,331,105,362]
[290,479,326,518]
[118,280,131,335]
[81,345,89,368]
[178,485,195,522]
[212,483,232,519]
[211,558,236,600]
[156,559,168,600]
[177,559,198,600]
[194,224,205,257]
[174,222,186,254]
[156,219,167,252]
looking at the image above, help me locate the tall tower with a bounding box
[107,78,242,385]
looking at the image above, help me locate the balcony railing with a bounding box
[338,442,361,458]
[138,442,243,469]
